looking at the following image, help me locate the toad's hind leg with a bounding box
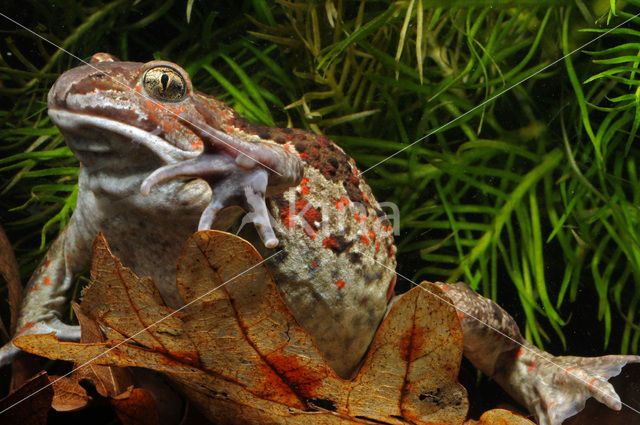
[437,282,640,425]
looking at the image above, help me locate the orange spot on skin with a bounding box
[299,152,311,162]
[43,276,52,286]
[19,322,36,334]
[135,86,142,93]
[515,348,524,358]
[362,194,369,201]
[321,166,336,178]
[312,262,318,268]
[334,280,345,290]
[441,284,451,291]
[527,361,537,373]
[303,205,322,225]
[588,378,597,392]
[323,236,339,250]
[386,277,396,300]
[565,367,574,376]
[368,229,376,241]
[334,197,350,211]
[360,234,370,245]
[354,213,362,223]
[44,258,51,268]
[29,284,40,293]
[457,312,464,321]
[298,177,310,195]
[375,241,380,252]
[279,205,296,229]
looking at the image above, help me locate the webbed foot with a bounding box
[141,117,302,248]
[498,346,640,425]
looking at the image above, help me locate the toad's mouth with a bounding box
[49,108,201,163]
[48,108,304,248]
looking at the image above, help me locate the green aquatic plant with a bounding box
[0,0,638,364]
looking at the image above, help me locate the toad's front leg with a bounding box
[437,282,640,425]
[141,116,303,249]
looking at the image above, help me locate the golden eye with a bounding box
[143,66,186,101]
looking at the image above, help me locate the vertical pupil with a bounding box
[161,73,169,90]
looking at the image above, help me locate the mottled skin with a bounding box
[437,282,640,425]
[0,54,637,425]
[0,54,395,381]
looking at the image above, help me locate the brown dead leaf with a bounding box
[464,409,534,424]
[49,375,160,425]
[0,224,21,337]
[49,374,90,412]
[16,230,470,424]
[111,386,159,425]
[47,303,160,424]
[48,302,134,412]
[72,301,134,397]
[0,371,52,425]
[1,225,42,392]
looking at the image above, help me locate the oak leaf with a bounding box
[465,409,533,425]
[0,371,52,425]
[0,224,21,337]
[49,374,90,412]
[14,231,530,424]
[0,224,40,392]
[47,303,160,424]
